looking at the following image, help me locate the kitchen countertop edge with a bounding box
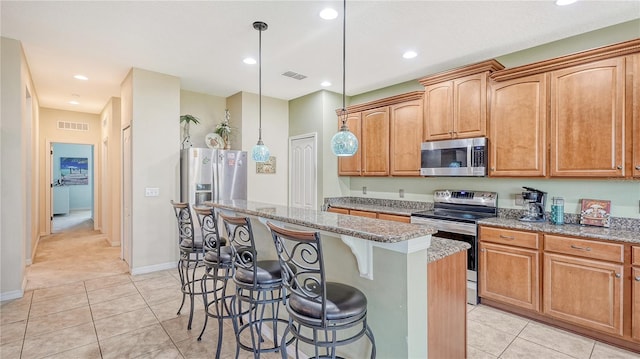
[478,217,640,244]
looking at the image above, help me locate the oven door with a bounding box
[411,216,479,304]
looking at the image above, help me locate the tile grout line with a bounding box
[19,292,34,359]
[84,279,105,359]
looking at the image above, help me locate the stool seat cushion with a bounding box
[204,246,233,264]
[289,282,367,321]
[235,260,282,285]
[180,239,203,251]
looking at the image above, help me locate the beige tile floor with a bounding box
[1,225,639,358]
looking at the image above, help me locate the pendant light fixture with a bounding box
[330,0,358,157]
[251,21,270,162]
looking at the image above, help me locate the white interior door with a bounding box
[122,127,132,267]
[289,133,317,209]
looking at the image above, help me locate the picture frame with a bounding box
[580,198,611,228]
[59,157,89,185]
[256,156,276,174]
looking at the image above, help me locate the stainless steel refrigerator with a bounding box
[180,148,247,208]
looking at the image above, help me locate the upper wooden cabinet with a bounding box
[337,112,362,176]
[361,107,390,176]
[337,92,423,177]
[632,53,640,178]
[491,38,640,178]
[489,74,547,177]
[550,57,625,177]
[390,100,423,176]
[420,60,504,141]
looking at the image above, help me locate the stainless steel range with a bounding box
[411,190,498,305]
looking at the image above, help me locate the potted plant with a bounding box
[215,109,232,149]
[180,114,200,148]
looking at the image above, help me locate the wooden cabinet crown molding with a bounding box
[491,38,640,82]
[336,91,424,115]
[418,59,505,86]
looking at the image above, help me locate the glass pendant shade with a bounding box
[331,125,358,156]
[252,140,270,162]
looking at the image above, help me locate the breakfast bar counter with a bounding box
[205,199,443,358]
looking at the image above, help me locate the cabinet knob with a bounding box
[635,276,640,281]
[616,165,622,170]
[480,248,485,252]
[615,273,621,278]
[491,168,495,171]
[635,165,640,171]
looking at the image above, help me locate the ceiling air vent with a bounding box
[282,71,307,80]
[57,121,89,131]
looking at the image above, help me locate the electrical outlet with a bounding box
[399,189,405,198]
[145,187,160,197]
[362,186,367,195]
[515,193,524,206]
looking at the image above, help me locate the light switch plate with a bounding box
[515,193,524,206]
[399,189,405,198]
[145,187,160,197]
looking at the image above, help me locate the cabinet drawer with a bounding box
[480,226,539,249]
[327,207,349,215]
[349,210,378,219]
[633,246,640,266]
[544,235,624,263]
[378,213,411,223]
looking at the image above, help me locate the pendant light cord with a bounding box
[341,0,347,125]
[258,24,263,142]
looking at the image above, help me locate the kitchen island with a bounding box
[205,199,467,358]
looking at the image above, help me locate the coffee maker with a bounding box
[520,186,547,222]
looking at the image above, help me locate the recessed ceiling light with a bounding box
[69,100,80,105]
[402,51,418,59]
[243,57,257,65]
[319,8,338,20]
[556,0,578,5]
[321,81,331,87]
[74,74,88,81]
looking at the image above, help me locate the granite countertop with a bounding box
[324,197,432,216]
[205,200,436,243]
[428,237,471,263]
[479,217,640,245]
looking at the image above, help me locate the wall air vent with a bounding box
[57,121,89,131]
[282,71,307,80]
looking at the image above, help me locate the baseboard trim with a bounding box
[1,277,26,302]
[130,262,177,276]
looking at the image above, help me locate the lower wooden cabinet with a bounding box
[378,213,411,223]
[479,241,539,311]
[633,246,640,341]
[326,207,349,214]
[633,267,640,341]
[543,253,624,336]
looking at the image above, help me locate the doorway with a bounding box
[51,143,95,233]
[289,133,317,209]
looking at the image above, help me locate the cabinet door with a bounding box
[543,253,623,336]
[633,267,640,341]
[632,54,640,178]
[337,112,362,176]
[550,57,625,177]
[424,82,453,141]
[361,107,390,176]
[454,73,487,138]
[479,242,540,311]
[489,74,547,177]
[390,100,423,176]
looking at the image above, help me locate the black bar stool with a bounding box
[193,206,234,357]
[217,212,293,358]
[170,200,206,330]
[267,221,376,359]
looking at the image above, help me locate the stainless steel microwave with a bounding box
[420,137,487,176]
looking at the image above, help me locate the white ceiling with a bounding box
[2,1,639,114]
